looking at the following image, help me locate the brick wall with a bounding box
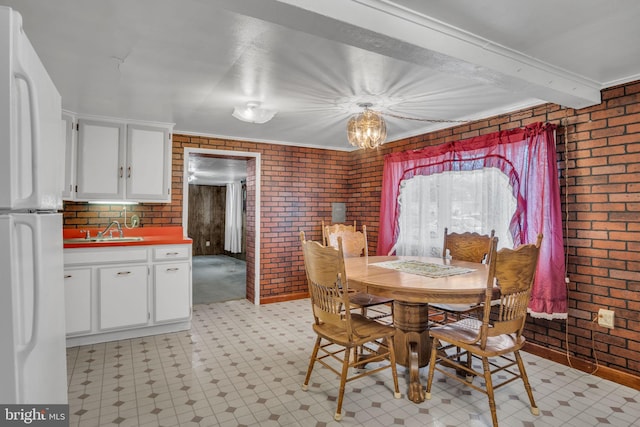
[63,80,640,377]
[62,201,180,228]
[351,81,640,378]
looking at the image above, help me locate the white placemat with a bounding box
[372,260,475,278]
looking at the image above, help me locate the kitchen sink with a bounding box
[63,236,145,244]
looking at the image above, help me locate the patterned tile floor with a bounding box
[66,299,640,426]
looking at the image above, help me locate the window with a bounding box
[395,168,516,256]
[377,123,567,318]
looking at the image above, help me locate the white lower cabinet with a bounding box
[63,244,192,346]
[99,265,148,330]
[64,268,91,335]
[154,262,191,322]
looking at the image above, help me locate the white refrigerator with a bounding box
[0,6,67,404]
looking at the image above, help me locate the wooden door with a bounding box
[188,184,226,256]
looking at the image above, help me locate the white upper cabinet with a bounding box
[75,117,173,202]
[76,119,125,200]
[61,112,76,200]
[126,124,171,201]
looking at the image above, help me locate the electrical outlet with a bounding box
[598,308,615,329]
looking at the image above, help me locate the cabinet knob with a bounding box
[64,274,72,279]
[166,267,179,272]
[117,271,132,276]
[166,252,179,256]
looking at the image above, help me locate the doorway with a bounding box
[182,148,261,304]
[192,254,246,303]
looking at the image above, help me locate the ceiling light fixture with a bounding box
[232,101,276,124]
[347,103,387,149]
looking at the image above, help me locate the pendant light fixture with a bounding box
[347,103,387,149]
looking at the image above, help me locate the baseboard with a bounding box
[524,342,640,391]
[260,292,308,304]
[66,320,191,348]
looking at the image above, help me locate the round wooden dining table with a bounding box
[344,255,490,403]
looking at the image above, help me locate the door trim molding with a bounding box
[182,148,261,305]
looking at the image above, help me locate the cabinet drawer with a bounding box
[65,247,148,265]
[153,245,189,261]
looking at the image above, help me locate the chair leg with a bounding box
[334,345,352,421]
[514,350,539,416]
[481,357,499,427]
[465,349,474,382]
[387,336,401,399]
[302,336,321,391]
[425,338,439,400]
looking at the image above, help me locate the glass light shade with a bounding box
[347,108,387,149]
[232,101,276,124]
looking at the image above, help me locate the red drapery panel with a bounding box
[377,123,567,319]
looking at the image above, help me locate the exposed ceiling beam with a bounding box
[222,0,601,109]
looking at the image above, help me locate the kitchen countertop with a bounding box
[63,226,192,248]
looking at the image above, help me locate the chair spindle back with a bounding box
[300,231,352,333]
[480,234,543,347]
[443,228,495,264]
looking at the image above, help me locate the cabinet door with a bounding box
[76,119,125,200]
[99,265,148,330]
[126,124,171,202]
[64,268,91,335]
[154,262,190,322]
[61,113,76,200]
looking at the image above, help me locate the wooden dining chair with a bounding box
[443,228,496,264]
[425,234,543,427]
[321,220,356,246]
[429,228,496,323]
[324,222,367,257]
[299,231,401,421]
[324,224,394,324]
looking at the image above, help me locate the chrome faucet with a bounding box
[98,220,124,239]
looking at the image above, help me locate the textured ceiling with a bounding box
[3,0,640,156]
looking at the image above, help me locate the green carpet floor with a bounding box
[192,255,246,304]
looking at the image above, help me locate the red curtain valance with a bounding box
[377,123,567,319]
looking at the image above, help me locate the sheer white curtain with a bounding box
[379,124,567,318]
[224,181,243,253]
[395,168,516,256]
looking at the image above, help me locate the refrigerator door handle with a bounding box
[13,64,41,207]
[13,218,40,361]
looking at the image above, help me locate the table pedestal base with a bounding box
[392,301,431,403]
